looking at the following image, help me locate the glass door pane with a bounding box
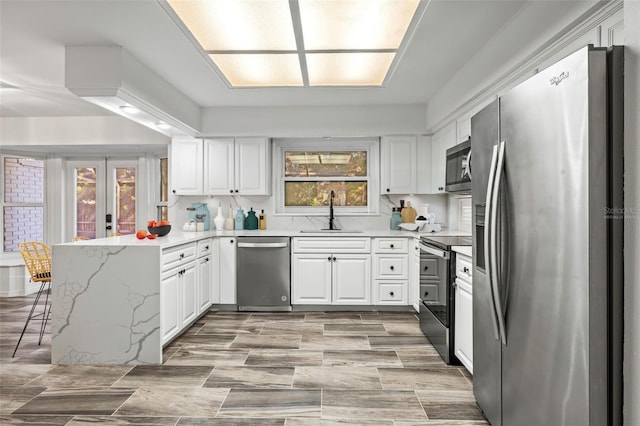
[112,166,137,236]
[72,166,102,239]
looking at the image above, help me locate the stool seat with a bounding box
[13,241,52,357]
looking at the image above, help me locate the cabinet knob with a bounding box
[205,245,209,250]
[386,188,390,192]
[424,266,429,271]
[229,189,234,194]
[235,189,239,193]
[389,291,394,297]
[180,253,184,259]
[390,265,395,271]
[424,291,429,297]
[463,267,469,273]
[205,257,209,262]
[230,239,234,243]
[390,244,394,248]
[328,256,332,261]
[333,257,336,261]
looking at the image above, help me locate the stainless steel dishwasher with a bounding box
[236,237,291,311]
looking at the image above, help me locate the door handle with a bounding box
[237,242,288,248]
[484,143,501,342]
[490,141,507,345]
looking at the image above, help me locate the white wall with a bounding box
[0,116,170,148]
[199,105,428,137]
[624,1,639,424]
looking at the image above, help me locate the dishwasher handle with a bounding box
[237,242,289,249]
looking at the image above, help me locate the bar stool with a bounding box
[13,241,52,357]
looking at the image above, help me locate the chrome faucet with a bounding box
[328,190,338,230]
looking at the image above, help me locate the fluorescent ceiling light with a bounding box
[307,52,396,86]
[165,0,423,88]
[210,54,303,87]
[119,105,139,114]
[298,0,419,50]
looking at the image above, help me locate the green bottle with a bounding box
[245,207,259,230]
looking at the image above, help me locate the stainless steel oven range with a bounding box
[418,235,472,364]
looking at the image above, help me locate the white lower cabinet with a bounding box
[292,238,371,305]
[333,255,371,305]
[180,262,198,327]
[161,268,180,345]
[292,254,332,304]
[197,255,212,314]
[373,238,409,305]
[219,237,237,304]
[454,252,473,373]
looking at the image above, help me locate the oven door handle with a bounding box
[418,243,449,260]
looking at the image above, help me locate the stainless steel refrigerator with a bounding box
[471,45,623,426]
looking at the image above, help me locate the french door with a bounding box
[66,159,139,239]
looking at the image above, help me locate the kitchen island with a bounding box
[51,229,436,365]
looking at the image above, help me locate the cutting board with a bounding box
[401,202,417,223]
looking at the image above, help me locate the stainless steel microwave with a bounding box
[445,138,471,193]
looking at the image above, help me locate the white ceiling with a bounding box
[0,0,597,118]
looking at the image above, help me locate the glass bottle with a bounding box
[390,208,402,230]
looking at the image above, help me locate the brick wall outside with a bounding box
[3,158,44,252]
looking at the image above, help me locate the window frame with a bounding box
[1,153,47,256]
[273,138,379,215]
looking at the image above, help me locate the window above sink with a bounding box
[273,138,379,216]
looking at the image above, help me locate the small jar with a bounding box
[390,208,402,230]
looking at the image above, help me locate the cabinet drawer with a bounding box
[374,281,408,304]
[293,237,370,253]
[197,238,213,258]
[162,243,197,271]
[420,257,439,278]
[456,254,472,283]
[374,255,408,279]
[420,284,439,303]
[373,238,408,253]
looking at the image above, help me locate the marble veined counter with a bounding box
[51,228,437,364]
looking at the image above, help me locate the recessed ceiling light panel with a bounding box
[307,52,396,86]
[167,0,297,50]
[298,0,420,50]
[210,54,303,87]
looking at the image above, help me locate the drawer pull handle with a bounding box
[389,291,394,297]
[390,265,395,271]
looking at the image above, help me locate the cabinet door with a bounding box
[235,137,270,195]
[333,254,371,305]
[416,135,432,194]
[181,262,198,327]
[211,238,220,304]
[171,138,203,195]
[161,270,180,344]
[455,278,473,373]
[380,136,416,194]
[219,237,237,304]
[431,122,457,193]
[197,255,212,315]
[292,254,332,304]
[204,138,235,195]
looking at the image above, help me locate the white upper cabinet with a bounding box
[431,122,457,194]
[205,137,270,196]
[204,138,234,195]
[416,135,432,195]
[170,137,204,195]
[380,136,416,194]
[171,137,270,196]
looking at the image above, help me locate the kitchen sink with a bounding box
[298,229,362,233]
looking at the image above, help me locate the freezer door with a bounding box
[470,100,502,426]
[498,46,609,426]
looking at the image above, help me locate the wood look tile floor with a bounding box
[0,293,489,425]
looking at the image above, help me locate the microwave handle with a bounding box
[466,148,472,180]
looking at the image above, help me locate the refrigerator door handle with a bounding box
[490,140,508,345]
[484,144,501,342]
